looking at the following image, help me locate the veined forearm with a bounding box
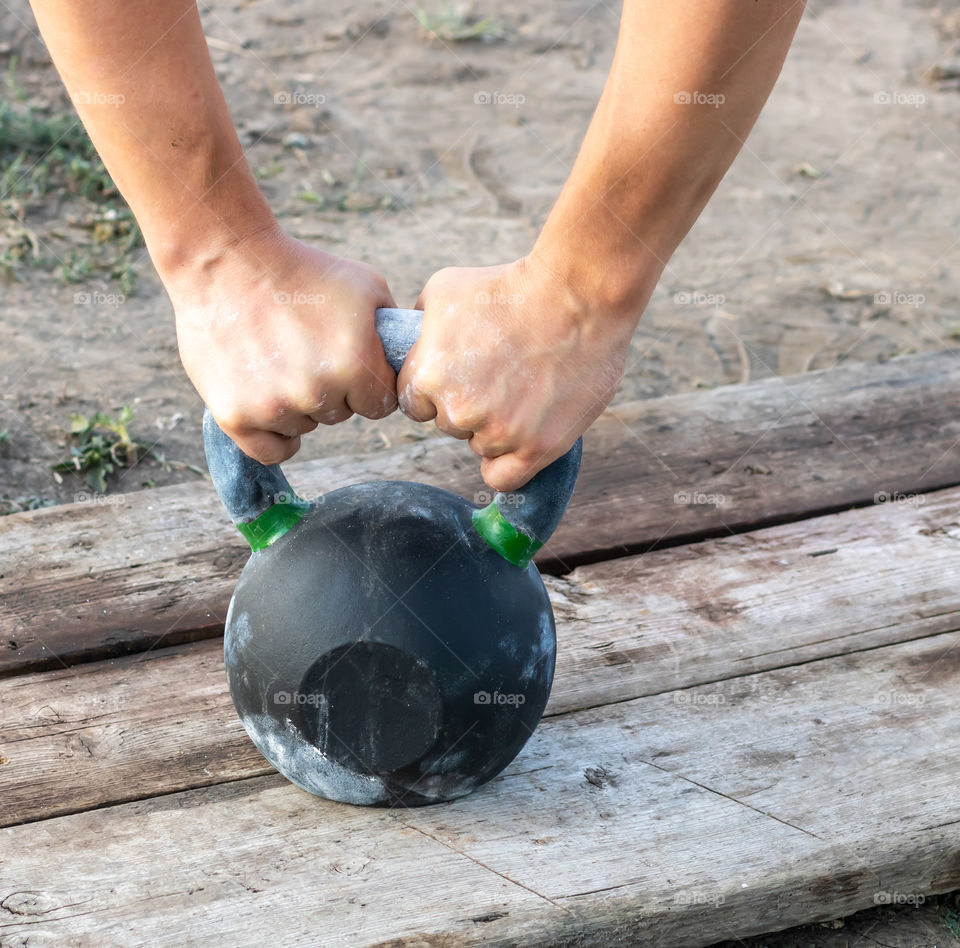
[534,0,806,312]
[28,0,274,278]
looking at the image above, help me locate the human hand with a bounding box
[170,226,398,464]
[398,254,639,492]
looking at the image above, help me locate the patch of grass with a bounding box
[0,98,117,206]
[415,3,503,43]
[0,494,57,516]
[940,894,960,942]
[51,405,205,493]
[0,63,142,291]
[52,405,148,493]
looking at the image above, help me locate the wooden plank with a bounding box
[2,350,960,676]
[2,631,959,947]
[4,484,960,826]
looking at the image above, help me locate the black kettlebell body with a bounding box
[206,308,581,807]
[224,481,556,806]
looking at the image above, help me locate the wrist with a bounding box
[146,167,278,290]
[529,219,663,324]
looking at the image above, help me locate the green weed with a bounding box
[415,3,503,42]
[52,405,148,493]
[52,406,204,493]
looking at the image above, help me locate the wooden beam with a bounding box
[3,350,959,675]
[4,485,960,826]
[3,631,959,947]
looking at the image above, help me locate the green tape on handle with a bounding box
[471,501,542,568]
[236,498,310,552]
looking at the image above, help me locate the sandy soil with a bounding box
[2,0,959,504]
[2,0,959,940]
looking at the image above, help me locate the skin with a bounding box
[28,0,806,489]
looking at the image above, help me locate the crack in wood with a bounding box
[736,621,908,661]
[563,880,643,899]
[637,757,823,841]
[398,818,571,913]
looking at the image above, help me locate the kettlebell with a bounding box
[204,307,581,807]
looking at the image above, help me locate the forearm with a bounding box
[28,0,274,281]
[534,0,806,313]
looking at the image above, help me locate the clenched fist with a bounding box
[171,226,398,464]
[398,254,637,492]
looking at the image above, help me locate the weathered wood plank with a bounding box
[4,484,960,826]
[2,631,959,947]
[2,350,960,676]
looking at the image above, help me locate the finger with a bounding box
[347,322,401,420]
[346,364,399,420]
[396,365,438,423]
[479,444,568,493]
[433,411,473,441]
[308,402,354,426]
[265,415,318,439]
[231,430,302,466]
[467,434,508,459]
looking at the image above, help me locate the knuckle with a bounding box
[366,390,398,419]
[415,365,446,398]
[316,406,352,426]
[443,404,471,431]
[435,414,468,439]
[246,439,295,466]
[214,405,247,436]
[260,397,291,423]
[398,374,425,408]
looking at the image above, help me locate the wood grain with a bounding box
[5,485,960,826]
[3,350,960,676]
[2,631,959,947]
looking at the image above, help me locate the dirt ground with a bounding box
[2,0,959,941]
[709,892,960,948]
[2,0,960,504]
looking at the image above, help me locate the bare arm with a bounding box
[402,0,807,490]
[29,0,398,463]
[534,0,806,310]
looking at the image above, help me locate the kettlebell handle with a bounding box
[203,307,582,567]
